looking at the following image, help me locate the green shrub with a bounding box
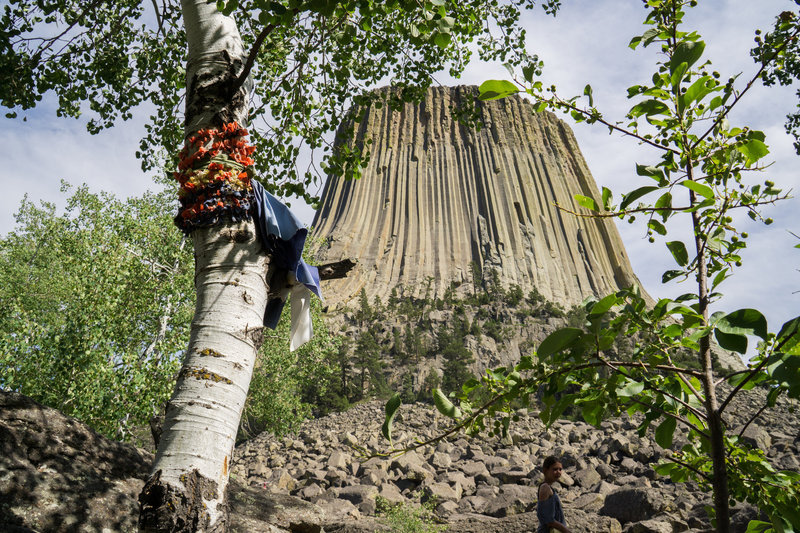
[375,496,445,533]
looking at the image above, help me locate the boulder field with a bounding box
[2,389,798,532]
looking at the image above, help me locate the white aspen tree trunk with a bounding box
[138,2,264,531]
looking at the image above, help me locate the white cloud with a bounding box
[0,105,156,231]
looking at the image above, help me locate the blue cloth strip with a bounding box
[250,180,322,338]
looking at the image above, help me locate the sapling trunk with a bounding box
[687,168,731,533]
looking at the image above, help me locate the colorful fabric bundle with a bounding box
[173,122,321,350]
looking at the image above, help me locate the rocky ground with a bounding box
[2,387,798,533]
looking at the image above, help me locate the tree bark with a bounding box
[688,173,731,533]
[139,2,261,531]
[139,222,270,531]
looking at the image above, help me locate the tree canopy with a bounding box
[1,0,562,203]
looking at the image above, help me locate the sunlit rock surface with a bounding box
[312,86,646,309]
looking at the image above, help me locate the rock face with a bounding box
[312,85,645,309]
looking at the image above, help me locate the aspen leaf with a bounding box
[655,416,677,448]
[478,80,519,101]
[433,388,462,418]
[574,194,599,212]
[381,393,402,444]
[538,328,583,357]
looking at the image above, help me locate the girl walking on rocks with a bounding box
[537,456,572,533]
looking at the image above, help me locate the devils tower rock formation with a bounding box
[312,85,645,309]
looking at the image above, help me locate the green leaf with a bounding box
[669,40,705,74]
[654,462,678,476]
[715,329,748,354]
[434,32,452,49]
[711,268,730,291]
[655,416,677,448]
[581,401,603,426]
[381,393,402,445]
[666,241,689,266]
[433,388,462,418]
[601,187,612,210]
[616,379,645,397]
[727,371,758,390]
[627,85,643,98]
[766,386,782,408]
[682,75,715,107]
[516,356,533,371]
[642,28,660,46]
[662,269,683,283]
[654,191,673,222]
[771,354,800,398]
[629,28,661,50]
[589,293,618,316]
[269,1,287,14]
[538,328,584,357]
[620,185,659,210]
[629,99,670,118]
[461,378,481,394]
[716,309,768,340]
[648,219,667,235]
[681,180,714,200]
[522,64,535,83]
[584,84,594,107]
[744,520,773,533]
[777,315,800,353]
[636,164,666,183]
[575,194,600,212]
[478,80,519,101]
[737,139,769,166]
[671,62,689,89]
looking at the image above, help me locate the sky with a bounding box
[1,0,798,353]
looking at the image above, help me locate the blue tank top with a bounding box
[536,483,565,533]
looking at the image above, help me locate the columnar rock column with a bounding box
[312,85,646,309]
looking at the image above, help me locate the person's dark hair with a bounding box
[542,456,560,471]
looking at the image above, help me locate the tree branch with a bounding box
[630,397,709,438]
[140,235,187,363]
[531,91,681,155]
[33,0,104,59]
[600,356,708,423]
[664,453,712,481]
[719,351,781,413]
[693,22,800,148]
[229,7,302,97]
[555,194,789,220]
[368,391,511,458]
[738,402,769,439]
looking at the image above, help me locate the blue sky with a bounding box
[507,0,800,354]
[2,0,797,353]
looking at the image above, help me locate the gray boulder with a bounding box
[601,488,673,524]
